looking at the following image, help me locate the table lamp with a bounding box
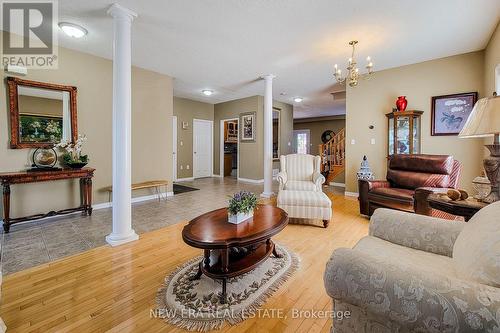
[459,95,500,203]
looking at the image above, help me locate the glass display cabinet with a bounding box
[386,110,423,156]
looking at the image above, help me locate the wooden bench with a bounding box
[103,180,169,202]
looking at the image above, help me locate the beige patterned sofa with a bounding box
[324,202,500,332]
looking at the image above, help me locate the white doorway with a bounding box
[193,119,213,178]
[293,129,311,154]
[172,116,177,181]
[220,118,239,178]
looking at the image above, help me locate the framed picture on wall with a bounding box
[431,92,478,136]
[240,112,256,142]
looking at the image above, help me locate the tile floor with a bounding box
[0,177,343,275]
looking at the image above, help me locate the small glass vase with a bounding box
[228,211,253,224]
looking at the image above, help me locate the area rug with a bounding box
[173,184,200,194]
[155,244,299,331]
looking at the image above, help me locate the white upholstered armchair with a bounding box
[277,154,325,192]
[324,202,500,332]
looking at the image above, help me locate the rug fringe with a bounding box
[155,244,300,331]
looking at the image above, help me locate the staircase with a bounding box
[319,128,345,185]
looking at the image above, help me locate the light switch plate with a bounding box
[351,139,356,145]
[371,138,376,145]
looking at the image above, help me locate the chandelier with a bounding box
[333,40,374,87]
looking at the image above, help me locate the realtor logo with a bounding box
[1,0,58,69]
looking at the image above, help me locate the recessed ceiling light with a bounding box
[59,22,88,38]
[202,89,213,96]
[294,97,303,103]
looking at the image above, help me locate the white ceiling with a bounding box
[56,0,499,118]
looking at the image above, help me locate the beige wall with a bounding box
[213,96,263,180]
[173,97,214,179]
[294,117,346,183]
[484,21,500,96]
[345,51,485,193]
[272,101,294,171]
[213,96,293,180]
[0,46,173,217]
[18,96,63,116]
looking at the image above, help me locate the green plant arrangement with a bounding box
[55,134,89,169]
[227,191,258,224]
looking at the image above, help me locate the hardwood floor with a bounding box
[0,191,368,333]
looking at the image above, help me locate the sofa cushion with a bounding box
[355,236,457,277]
[284,180,316,191]
[367,187,415,212]
[387,169,450,189]
[277,190,331,208]
[389,154,454,174]
[283,154,314,181]
[453,201,500,287]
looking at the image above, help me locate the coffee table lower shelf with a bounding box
[189,239,281,303]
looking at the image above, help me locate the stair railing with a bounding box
[319,128,345,173]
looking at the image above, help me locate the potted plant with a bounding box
[55,134,89,169]
[227,191,258,224]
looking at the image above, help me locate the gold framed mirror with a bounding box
[7,77,78,149]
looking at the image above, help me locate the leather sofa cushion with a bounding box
[389,154,454,175]
[369,187,414,202]
[387,169,450,190]
[368,187,415,212]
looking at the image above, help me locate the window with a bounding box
[293,130,310,154]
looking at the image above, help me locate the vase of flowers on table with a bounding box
[227,191,258,224]
[55,134,89,169]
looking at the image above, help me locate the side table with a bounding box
[427,193,488,221]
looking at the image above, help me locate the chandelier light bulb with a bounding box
[366,56,371,62]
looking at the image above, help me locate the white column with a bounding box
[261,74,275,198]
[106,3,139,246]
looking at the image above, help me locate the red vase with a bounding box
[396,96,408,111]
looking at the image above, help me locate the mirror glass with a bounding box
[272,109,280,159]
[17,86,71,144]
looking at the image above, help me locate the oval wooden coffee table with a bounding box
[182,205,288,303]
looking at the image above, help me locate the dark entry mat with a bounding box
[173,184,200,195]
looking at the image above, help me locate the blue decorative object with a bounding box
[357,155,374,180]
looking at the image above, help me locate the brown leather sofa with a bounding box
[359,154,461,217]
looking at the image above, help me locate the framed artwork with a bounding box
[431,92,477,136]
[19,113,63,143]
[240,112,256,142]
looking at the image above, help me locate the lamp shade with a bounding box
[459,96,500,138]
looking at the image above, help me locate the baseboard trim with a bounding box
[344,191,359,197]
[212,174,221,178]
[175,177,194,182]
[330,182,346,187]
[1,192,175,225]
[92,192,174,210]
[237,177,264,184]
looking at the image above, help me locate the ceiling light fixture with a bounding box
[58,22,88,38]
[294,97,303,103]
[202,89,213,96]
[333,40,374,87]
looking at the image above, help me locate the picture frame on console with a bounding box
[431,92,478,136]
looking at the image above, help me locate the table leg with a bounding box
[2,184,11,233]
[272,241,282,258]
[80,178,87,215]
[189,262,203,281]
[221,249,229,273]
[323,219,330,228]
[203,249,211,268]
[86,178,93,216]
[220,278,227,304]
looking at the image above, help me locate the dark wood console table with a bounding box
[0,168,95,233]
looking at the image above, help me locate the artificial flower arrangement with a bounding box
[227,191,258,224]
[55,134,89,169]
